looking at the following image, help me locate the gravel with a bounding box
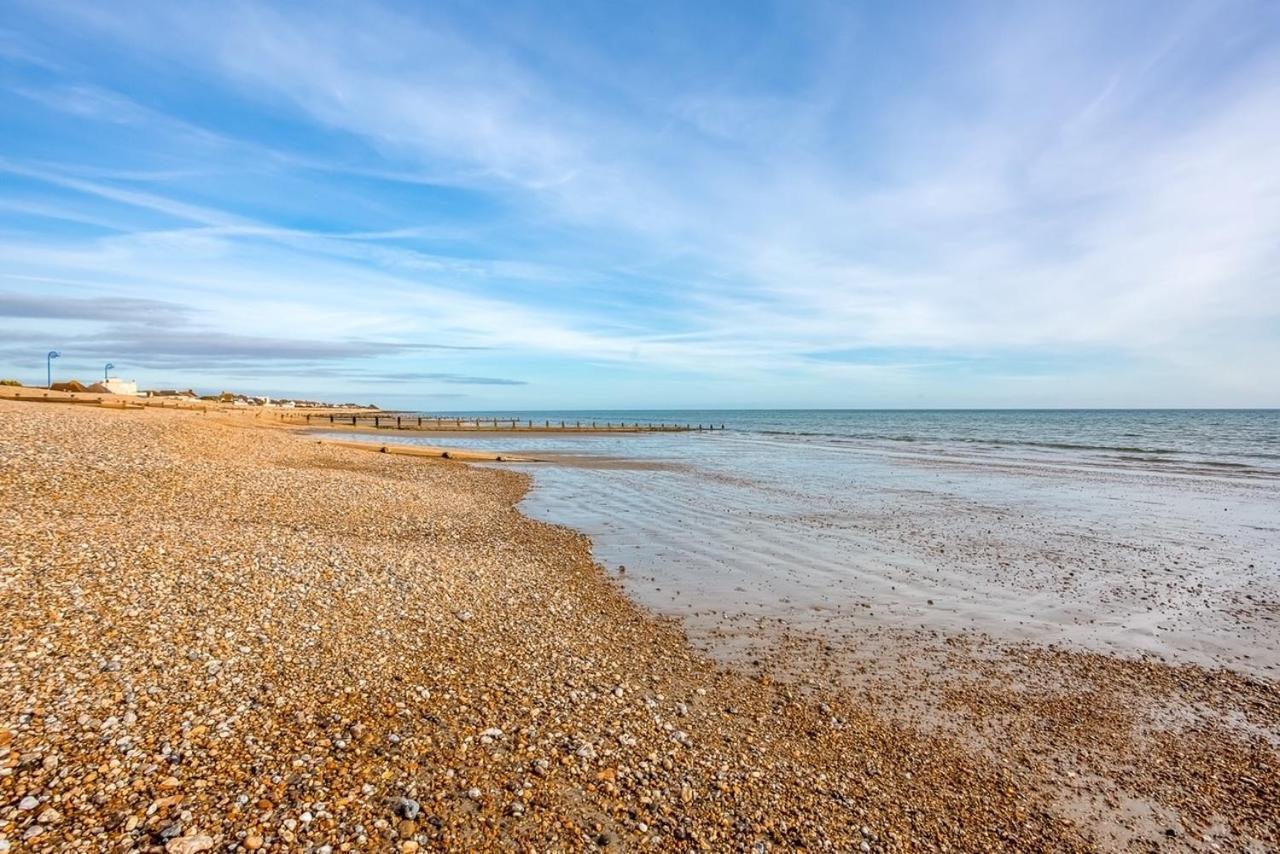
[0,400,1111,850]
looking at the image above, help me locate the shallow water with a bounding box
[323,410,1280,676]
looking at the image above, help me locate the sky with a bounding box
[1,0,1278,409]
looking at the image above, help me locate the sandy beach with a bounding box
[2,400,1277,852]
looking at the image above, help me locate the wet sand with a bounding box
[1,402,1276,851]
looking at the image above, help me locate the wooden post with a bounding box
[351,415,356,426]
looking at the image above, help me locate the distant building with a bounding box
[88,378,141,396]
[145,389,199,400]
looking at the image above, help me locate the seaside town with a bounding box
[1,370,374,410]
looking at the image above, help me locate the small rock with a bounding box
[166,835,214,854]
[17,796,38,811]
[466,787,482,800]
[455,611,473,622]
[244,836,263,850]
[389,796,420,820]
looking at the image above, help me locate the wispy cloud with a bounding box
[0,291,192,324]
[1,0,1277,405]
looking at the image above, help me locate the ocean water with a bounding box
[323,410,1280,675]
[411,409,1280,477]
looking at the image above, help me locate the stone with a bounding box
[389,796,420,820]
[17,795,38,811]
[166,835,214,854]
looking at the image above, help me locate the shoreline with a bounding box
[1,399,1276,851]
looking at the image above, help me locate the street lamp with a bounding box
[46,351,61,389]
[104,362,115,382]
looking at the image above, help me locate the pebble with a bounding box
[165,835,214,854]
[389,796,420,820]
[0,400,1266,853]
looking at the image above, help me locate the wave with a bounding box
[755,429,1184,456]
[749,429,1280,474]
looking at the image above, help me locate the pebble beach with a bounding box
[1,400,1276,852]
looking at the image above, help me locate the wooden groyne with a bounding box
[279,412,722,433]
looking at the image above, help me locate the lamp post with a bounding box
[104,362,115,383]
[46,350,61,389]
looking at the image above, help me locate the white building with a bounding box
[88,378,141,396]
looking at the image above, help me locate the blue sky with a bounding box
[1,0,1278,408]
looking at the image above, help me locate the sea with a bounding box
[322,410,1280,676]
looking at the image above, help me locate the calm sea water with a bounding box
[324,410,1280,673]
[422,409,1280,477]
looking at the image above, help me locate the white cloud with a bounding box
[3,0,1279,404]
